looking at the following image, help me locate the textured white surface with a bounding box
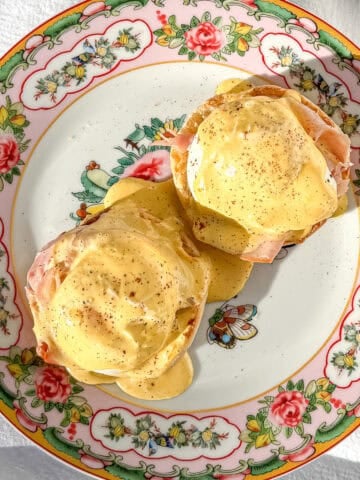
[0,0,359,479]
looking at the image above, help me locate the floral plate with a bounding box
[0,1,360,479]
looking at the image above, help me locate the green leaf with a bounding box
[0,51,25,84]
[153,28,165,37]
[55,402,64,413]
[178,45,189,55]
[188,51,196,60]
[169,37,184,49]
[105,0,149,8]
[352,179,360,187]
[168,15,177,27]
[43,427,80,459]
[4,172,13,184]
[212,16,222,27]
[327,383,336,393]
[31,397,43,408]
[294,423,304,436]
[112,166,125,175]
[43,13,82,39]
[355,169,360,177]
[244,442,254,454]
[44,401,55,412]
[71,190,103,203]
[286,380,295,391]
[254,0,296,22]
[201,11,211,22]
[315,415,356,443]
[284,427,293,438]
[11,166,21,176]
[250,456,286,476]
[0,176,3,192]
[302,412,312,424]
[60,413,71,428]
[25,388,36,397]
[79,415,90,425]
[306,404,317,413]
[295,379,305,392]
[322,402,332,413]
[199,54,205,61]
[190,16,200,28]
[71,384,84,394]
[278,385,285,393]
[150,117,163,130]
[318,30,353,59]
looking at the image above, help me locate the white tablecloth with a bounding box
[0,1,359,478]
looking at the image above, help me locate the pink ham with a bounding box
[240,237,286,264]
[152,133,194,153]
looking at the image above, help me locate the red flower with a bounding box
[184,22,225,56]
[124,150,171,181]
[34,366,71,403]
[270,391,308,427]
[14,401,47,433]
[279,443,315,462]
[0,134,20,174]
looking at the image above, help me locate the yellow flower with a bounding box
[80,403,93,418]
[162,24,176,36]
[235,22,252,35]
[302,79,315,91]
[343,115,358,127]
[237,38,249,52]
[344,354,354,368]
[316,390,331,402]
[316,377,330,391]
[45,81,58,94]
[280,55,293,67]
[169,425,181,438]
[138,430,149,442]
[21,348,35,365]
[117,33,129,46]
[7,363,23,379]
[156,35,169,47]
[246,419,261,432]
[96,46,107,57]
[70,407,81,423]
[328,96,341,107]
[201,429,213,443]
[255,432,271,448]
[0,106,8,125]
[113,424,125,438]
[75,66,86,79]
[153,119,178,140]
[10,114,26,126]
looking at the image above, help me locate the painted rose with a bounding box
[80,1,111,22]
[213,469,251,480]
[13,401,47,433]
[34,366,71,403]
[79,451,112,469]
[124,150,171,181]
[184,22,225,56]
[270,391,308,427]
[0,135,20,174]
[279,443,315,462]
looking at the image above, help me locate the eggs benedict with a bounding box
[170,83,351,263]
[26,178,252,400]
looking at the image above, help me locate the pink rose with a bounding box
[184,22,225,56]
[14,401,47,432]
[80,2,111,22]
[124,149,171,181]
[213,470,251,480]
[270,391,308,427]
[34,366,71,403]
[279,443,315,462]
[0,134,20,174]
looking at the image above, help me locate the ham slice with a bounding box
[152,133,194,153]
[240,237,286,263]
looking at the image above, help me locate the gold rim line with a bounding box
[8,60,360,414]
